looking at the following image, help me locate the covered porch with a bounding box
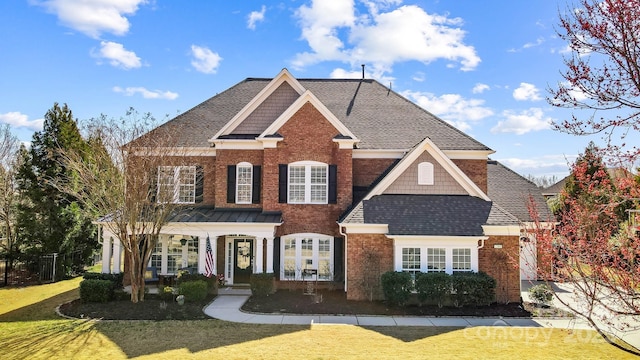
[99,207,282,286]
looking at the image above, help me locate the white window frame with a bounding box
[157,166,197,204]
[236,162,253,204]
[452,248,472,273]
[288,161,328,204]
[280,233,334,281]
[148,235,199,275]
[393,237,479,275]
[418,162,434,185]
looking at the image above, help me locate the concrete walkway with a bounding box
[203,283,640,350]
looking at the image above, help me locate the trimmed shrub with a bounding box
[528,283,553,306]
[79,279,114,303]
[178,280,208,302]
[178,273,217,292]
[83,272,124,289]
[415,272,450,308]
[250,273,275,297]
[380,271,412,306]
[450,272,496,307]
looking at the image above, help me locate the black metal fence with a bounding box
[0,250,88,287]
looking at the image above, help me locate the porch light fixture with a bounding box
[180,237,188,246]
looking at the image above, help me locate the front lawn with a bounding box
[0,278,637,359]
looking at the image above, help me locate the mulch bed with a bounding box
[59,294,215,320]
[242,290,538,317]
[58,290,572,321]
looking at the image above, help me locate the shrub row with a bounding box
[381,271,496,307]
[178,280,208,302]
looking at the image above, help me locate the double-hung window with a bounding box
[288,162,328,204]
[236,163,253,204]
[426,248,446,272]
[402,248,421,284]
[452,248,472,273]
[158,166,196,204]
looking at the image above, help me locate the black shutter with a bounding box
[328,164,338,204]
[227,165,236,203]
[149,167,158,203]
[273,237,281,280]
[278,164,287,203]
[252,165,261,204]
[333,237,344,282]
[195,165,204,203]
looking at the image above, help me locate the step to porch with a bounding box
[218,286,252,296]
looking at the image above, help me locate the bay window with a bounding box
[281,234,334,280]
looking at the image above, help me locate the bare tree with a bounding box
[0,124,19,256]
[60,111,191,302]
[549,0,640,162]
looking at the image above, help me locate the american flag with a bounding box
[204,235,214,278]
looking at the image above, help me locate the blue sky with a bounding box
[1,0,632,180]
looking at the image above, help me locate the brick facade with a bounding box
[478,236,521,303]
[346,234,394,301]
[452,159,488,194]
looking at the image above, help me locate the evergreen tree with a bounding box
[15,103,98,276]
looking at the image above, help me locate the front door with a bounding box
[233,239,253,284]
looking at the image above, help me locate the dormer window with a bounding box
[418,162,434,185]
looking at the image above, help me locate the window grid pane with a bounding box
[282,237,333,281]
[426,248,446,272]
[167,240,182,274]
[150,241,162,268]
[288,166,306,203]
[236,165,252,203]
[453,248,471,272]
[284,239,296,278]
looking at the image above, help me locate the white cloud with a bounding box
[113,86,178,100]
[491,108,552,135]
[0,112,44,131]
[93,41,141,69]
[497,154,574,178]
[402,90,493,132]
[247,5,266,30]
[292,2,479,74]
[33,0,147,38]
[523,37,544,49]
[513,82,542,101]
[190,45,222,74]
[472,83,489,94]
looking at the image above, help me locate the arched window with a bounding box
[236,162,253,204]
[418,162,434,185]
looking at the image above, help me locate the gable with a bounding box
[365,137,489,201]
[230,82,299,135]
[384,152,467,195]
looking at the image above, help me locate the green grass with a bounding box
[0,277,637,359]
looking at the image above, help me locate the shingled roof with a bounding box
[143,76,492,152]
[486,160,553,222]
[353,194,493,236]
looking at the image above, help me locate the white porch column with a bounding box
[101,229,111,274]
[266,237,274,273]
[198,235,206,274]
[112,237,122,274]
[255,238,264,273]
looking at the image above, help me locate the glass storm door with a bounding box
[233,239,253,284]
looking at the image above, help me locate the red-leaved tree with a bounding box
[529,146,640,354]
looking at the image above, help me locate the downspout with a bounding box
[339,224,348,293]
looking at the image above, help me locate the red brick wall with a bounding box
[478,235,521,303]
[346,234,394,300]
[352,158,397,188]
[214,150,263,208]
[452,159,487,194]
[262,102,353,237]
